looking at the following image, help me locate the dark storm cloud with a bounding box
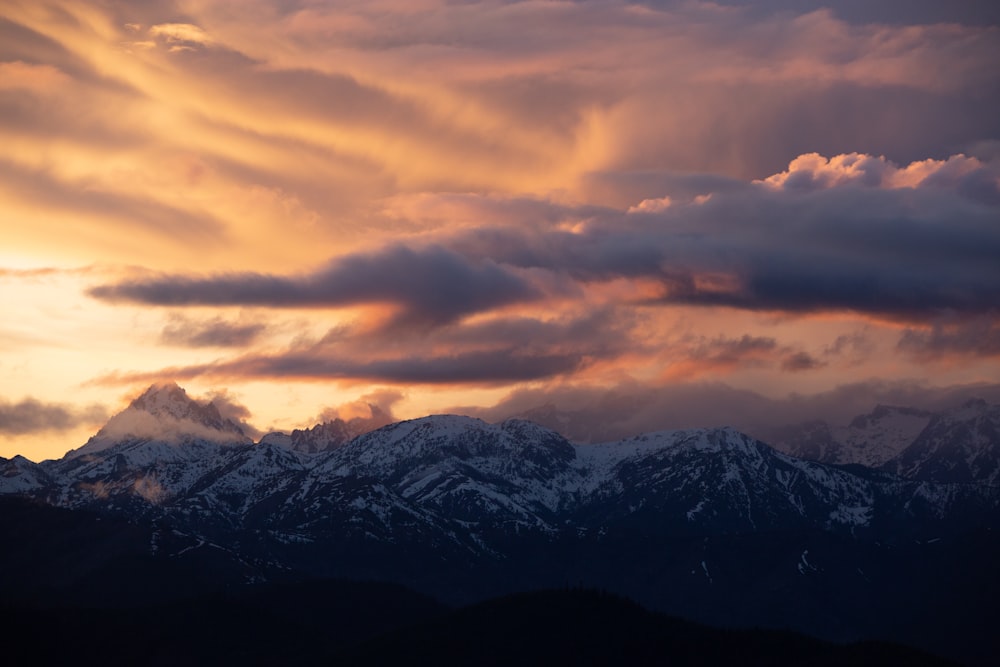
[160,316,266,348]
[0,398,107,435]
[90,245,542,326]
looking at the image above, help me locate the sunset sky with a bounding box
[2,0,999,461]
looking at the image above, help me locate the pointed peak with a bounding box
[130,381,190,407]
[64,383,251,459]
[126,382,224,426]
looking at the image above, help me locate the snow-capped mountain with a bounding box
[885,399,1000,485]
[258,400,394,455]
[67,382,251,457]
[35,383,255,515]
[3,384,999,663]
[766,405,933,468]
[5,403,994,552]
[0,454,53,494]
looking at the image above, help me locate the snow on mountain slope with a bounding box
[767,405,932,467]
[574,428,878,535]
[290,416,580,543]
[0,455,52,494]
[44,383,256,512]
[67,382,251,459]
[259,403,395,455]
[887,399,1000,485]
[260,420,363,455]
[3,385,997,562]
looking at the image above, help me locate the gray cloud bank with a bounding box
[91,245,541,327]
[0,398,107,436]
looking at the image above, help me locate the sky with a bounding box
[1,0,999,461]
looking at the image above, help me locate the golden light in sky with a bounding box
[2,0,999,460]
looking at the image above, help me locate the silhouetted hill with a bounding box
[344,588,958,666]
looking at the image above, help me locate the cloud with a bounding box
[98,306,639,387]
[758,152,986,191]
[656,334,824,379]
[160,315,266,348]
[4,1,1000,446]
[317,388,404,424]
[454,378,1000,444]
[0,266,96,280]
[444,153,1000,321]
[688,335,778,365]
[0,159,228,244]
[203,389,263,439]
[86,151,999,388]
[90,245,542,327]
[781,351,826,372]
[104,348,586,386]
[0,397,107,435]
[823,330,875,361]
[897,317,1000,360]
[310,388,404,437]
[0,60,69,93]
[677,1,1000,27]
[148,23,214,47]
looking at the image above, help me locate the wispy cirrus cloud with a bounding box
[160,315,267,348]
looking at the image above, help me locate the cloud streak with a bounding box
[91,245,542,327]
[160,316,266,348]
[0,398,107,436]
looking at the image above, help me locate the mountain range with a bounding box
[2,382,998,665]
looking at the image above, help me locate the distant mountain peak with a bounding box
[67,383,251,458]
[130,382,205,419]
[259,405,397,455]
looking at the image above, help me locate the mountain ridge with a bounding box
[2,384,998,664]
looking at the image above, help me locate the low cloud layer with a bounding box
[0,398,107,436]
[456,379,1000,444]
